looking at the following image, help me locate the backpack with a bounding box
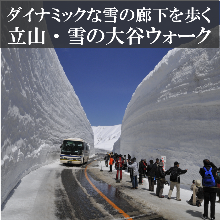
[170,167,178,181]
[203,167,215,187]
[197,187,204,199]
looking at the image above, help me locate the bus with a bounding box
[60,138,90,165]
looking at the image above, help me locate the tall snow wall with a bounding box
[120,44,220,188]
[113,137,121,154]
[1,48,94,203]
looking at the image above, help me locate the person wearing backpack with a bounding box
[199,159,217,220]
[166,161,188,201]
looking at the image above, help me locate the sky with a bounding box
[55,48,171,126]
[53,0,219,127]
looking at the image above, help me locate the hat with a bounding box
[159,162,164,166]
[195,180,202,187]
[174,161,179,165]
[156,158,159,161]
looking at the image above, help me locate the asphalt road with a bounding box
[55,156,166,220]
[2,155,166,220]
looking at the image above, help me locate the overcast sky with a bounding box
[55,48,171,126]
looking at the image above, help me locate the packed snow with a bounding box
[92,125,121,152]
[1,48,94,204]
[115,33,220,189]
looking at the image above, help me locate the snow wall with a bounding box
[119,39,220,188]
[1,48,94,203]
[113,137,121,154]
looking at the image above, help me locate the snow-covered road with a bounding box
[1,160,62,220]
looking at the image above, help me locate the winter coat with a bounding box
[127,162,139,176]
[190,180,203,206]
[158,166,166,179]
[116,157,124,170]
[217,172,220,186]
[104,155,108,161]
[109,158,114,165]
[165,165,187,183]
[146,163,154,177]
[139,161,146,175]
[199,162,217,192]
[148,162,159,178]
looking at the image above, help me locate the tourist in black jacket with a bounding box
[166,161,187,201]
[156,162,166,198]
[199,159,217,220]
[147,158,159,191]
[139,159,146,184]
[147,160,154,191]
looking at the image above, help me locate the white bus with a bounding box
[60,138,90,165]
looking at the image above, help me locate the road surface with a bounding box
[2,155,165,220]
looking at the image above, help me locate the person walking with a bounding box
[108,155,114,172]
[115,154,124,182]
[127,158,139,189]
[199,159,217,220]
[147,160,154,191]
[156,161,166,198]
[166,161,187,201]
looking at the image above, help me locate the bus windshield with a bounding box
[61,141,84,155]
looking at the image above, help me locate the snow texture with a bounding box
[118,34,220,189]
[1,48,94,204]
[93,125,121,152]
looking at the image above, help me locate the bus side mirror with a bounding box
[60,145,63,148]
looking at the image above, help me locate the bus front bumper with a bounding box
[60,159,82,164]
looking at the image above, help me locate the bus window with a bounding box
[61,141,84,155]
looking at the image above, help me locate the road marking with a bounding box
[72,169,114,219]
[84,162,133,220]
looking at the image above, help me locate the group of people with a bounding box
[104,152,126,182]
[104,153,220,220]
